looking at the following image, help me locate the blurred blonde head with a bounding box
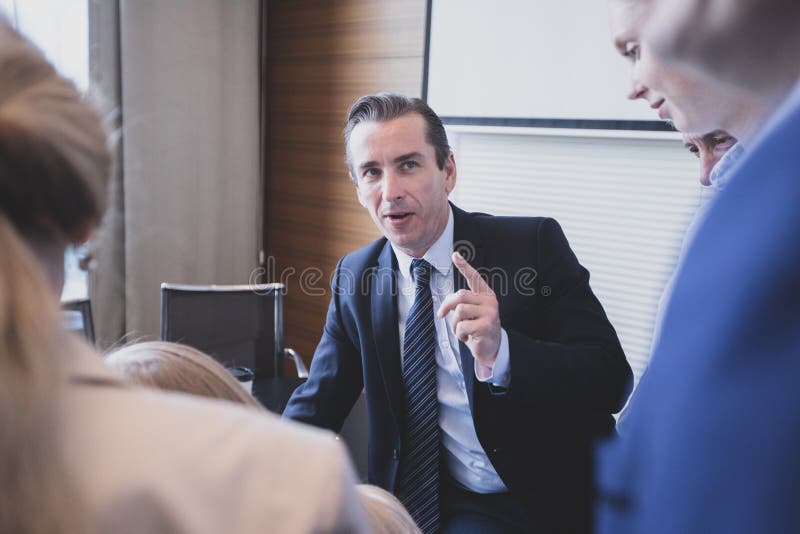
[106,341,264,409]
[0,217,86,534]
[356,484,422,534]
[0,19,111,293]
[0,17,110,532]
[645,0,800,105]
[608,0,770,145]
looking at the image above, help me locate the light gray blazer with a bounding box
[61,339,367,534]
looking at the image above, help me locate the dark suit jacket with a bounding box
[595,90,800,534]
[285,204,632,532]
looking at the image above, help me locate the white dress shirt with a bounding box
[392,207,510,493]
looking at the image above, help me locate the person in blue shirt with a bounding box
[597,0,800,532]
[607,0,765,432]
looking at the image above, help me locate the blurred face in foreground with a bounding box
[644,0,800,104]
[608,0,727,133]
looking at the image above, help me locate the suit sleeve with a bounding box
[282,258,364,432]
[505,218,632,414]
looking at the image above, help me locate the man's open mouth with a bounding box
[386,212,412,221]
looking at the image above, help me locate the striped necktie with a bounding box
[396,258,440,533]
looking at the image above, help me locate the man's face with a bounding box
[646,0,800,100]
[682,130,736,186]
[349,113,456,259]
[608,0,726,133]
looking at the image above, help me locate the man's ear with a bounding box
[355,182,367,207]
[444,152,457,194]
[73,219,96,245]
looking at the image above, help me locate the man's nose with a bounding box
[381,170,404,201]
[628,80,648,101]
[699,153,715,186]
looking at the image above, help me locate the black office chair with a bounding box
[339,392,369,481]
[159,283,307,379]
[61,298,95,344]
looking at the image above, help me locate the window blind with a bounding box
[448,130,704,383]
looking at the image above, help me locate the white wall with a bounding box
[120,0,262,339]
[427,0,654,122]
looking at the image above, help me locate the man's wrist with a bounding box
[475,329,510,387]
[476,361,494,380]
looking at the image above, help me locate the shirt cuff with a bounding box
[475,328,510,388]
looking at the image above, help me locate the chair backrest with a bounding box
[61,298,95,344]
[340,392,369,481]
[160,283,286,377]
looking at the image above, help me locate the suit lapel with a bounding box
[371,241,405,427]
[452,205,485,414]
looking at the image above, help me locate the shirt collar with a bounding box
[392,206,454,280]
[709,142,746,192]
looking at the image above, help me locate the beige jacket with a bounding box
[61,342,367,534]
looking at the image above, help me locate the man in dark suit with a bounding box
[595,1,800,533]
[284,93,632,533]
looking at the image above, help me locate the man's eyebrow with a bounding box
[358,160,380,171]
[613,36,627,53]
[393,152,424,164]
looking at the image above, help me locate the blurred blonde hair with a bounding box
[105,341,264,410]
[0,22,110,245]
[0,16,112,534]
[356,484,422,534]
[0,217,87,533]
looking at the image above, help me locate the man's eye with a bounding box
[362,168,381,179]
[712,136,735,148]
[623,43,640,62]
[400,161,418,170]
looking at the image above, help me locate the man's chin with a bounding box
[383,232,422,255]
[666,111,691,134]
[381,223,413,241]
[673,115,717,138]
[386,234,411,249]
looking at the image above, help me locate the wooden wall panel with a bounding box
[264,0,427,369]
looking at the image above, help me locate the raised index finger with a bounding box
[452,251,491,294]
[436,289,482,318]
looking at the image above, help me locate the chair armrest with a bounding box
[283,347,309,379]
